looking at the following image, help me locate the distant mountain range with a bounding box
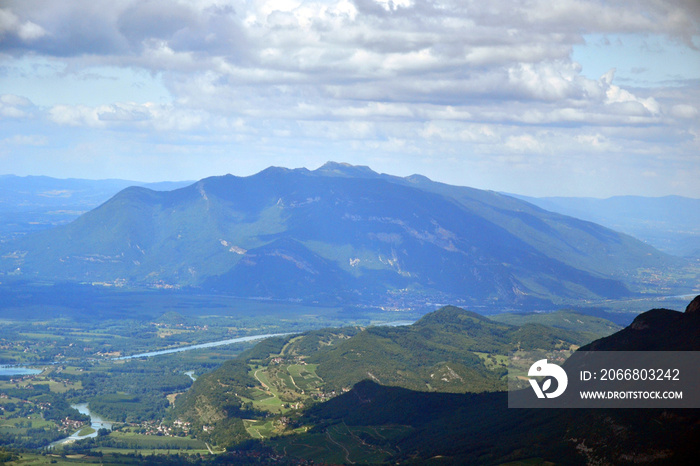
[0,174,192,241]
[5,173,696,259]
[0,163,681,307]
[512,194,700,257]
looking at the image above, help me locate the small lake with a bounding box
[0,366,42,376]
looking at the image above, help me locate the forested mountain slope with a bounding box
[1,163,678,307]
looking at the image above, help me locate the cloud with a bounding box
[46,100,221,133]
[505,134,544,153]
[1,134,47,146]
[0,8,46,42]
[97,103,152,122]
[48,104,105,127]
[5,1,694,70]
[670,104,699,119]
[601,69,660,114]
[0,94,35,118]
[1,0,699,196]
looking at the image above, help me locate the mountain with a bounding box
[304,305,589,392]
[579,295,700,351]
[173,297,700,464]
[0,174,192,242]
[173,304,605,448]
[490,309,623,342]
[233,296,700,464]
[291,379,698,465]
[0,163,678,307]
[512,193,700,257]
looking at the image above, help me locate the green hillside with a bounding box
[173,305,611,449]
[0,163,681,307]
[216,298,700,465]
[490,309,623,342]
[309,306,588,392]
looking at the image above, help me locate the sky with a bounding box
[0,0,699,198]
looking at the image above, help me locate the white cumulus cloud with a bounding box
[0,0,698,196]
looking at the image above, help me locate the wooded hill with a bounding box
[277,298,700,464]
[177,298,699,465]
[173,305,617,448]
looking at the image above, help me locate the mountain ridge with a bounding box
[250,296,700,464]
[173,303,607,448]
[579,295,700,351]
[173,296,700,464]
[0,163,680,307]
[512,192,700,257]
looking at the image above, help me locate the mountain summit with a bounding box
[580,294,700,351]
[0,163,673,306]
[279,296,700,464]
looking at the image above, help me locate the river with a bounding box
[25,326,410,448]
[48,403,113,448]
[1,332,290,374]
[45,332,288,448]
[111,332,290,360]
[3,325,409,375]
[110,322,414,361]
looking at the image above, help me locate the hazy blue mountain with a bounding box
[0,174,192,212]
[512,193,700,257]
[0,163,679,307]
[0,174,192,241]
